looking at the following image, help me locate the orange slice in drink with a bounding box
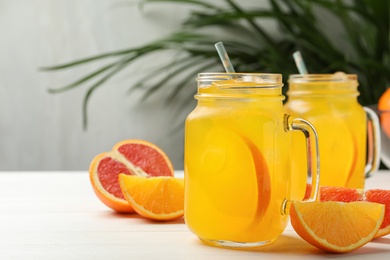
[289,116,356,199]
[89,140,174,213]
[119,174,184,221]
[310,117,355,187]
[290,200,384,253]
[238,133,271,223]
[185,126,270,234]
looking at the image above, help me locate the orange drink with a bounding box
[285,74,380,200]
[184,73,320,247]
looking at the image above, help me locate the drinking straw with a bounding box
[293,51,308,74]
[214,42,236,73]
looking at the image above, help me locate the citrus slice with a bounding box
[319,186,364,202]
[290,201,385,253]
[318,186,390,238]
[365,189,390,238]
[312,118,355,187]
[118,174,184,221]
[239,133,271,224]
[185,126,270,237]
[289,116,356,199]
[89,140,174,213]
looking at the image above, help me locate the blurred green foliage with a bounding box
[43,0,390,128]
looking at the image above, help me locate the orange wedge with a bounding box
[89,139,174,213]
[318,186,390,239]
[119,174,184,221]
[290,201,385,253]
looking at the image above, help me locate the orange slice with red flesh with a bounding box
[89,140,174,213]
[319,186,364,202]
[365,189,390,238]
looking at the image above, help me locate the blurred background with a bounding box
[0,0,195,170]
[1,0,389,171]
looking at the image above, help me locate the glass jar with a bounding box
[184,73,320,247]
[285,74,380,200]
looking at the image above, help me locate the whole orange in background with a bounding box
[378,88,390,137]
[89,140,174,213]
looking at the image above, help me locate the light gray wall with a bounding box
[0,0,270,171]
[0,0,198,171]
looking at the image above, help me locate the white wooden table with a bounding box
[1,171,389,259]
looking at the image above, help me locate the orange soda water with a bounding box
[284,74,379,200]
[184,73,319,247]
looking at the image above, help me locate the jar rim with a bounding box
[289,74,357,82]
[197,72,283,86]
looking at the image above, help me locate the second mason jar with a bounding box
[284,73,380,200]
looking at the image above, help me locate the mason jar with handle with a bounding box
[184,73,320,248]
[285,73,380,201]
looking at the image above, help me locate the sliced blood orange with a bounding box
[319,186,364,202]
[290,201,385,253]
[365,189,390,238]
[89,140,174,213]
[112,140,174,177]
[119,174,184,221]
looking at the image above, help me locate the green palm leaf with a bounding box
[43,0,390,128]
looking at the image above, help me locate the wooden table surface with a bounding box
[1,170,389,259]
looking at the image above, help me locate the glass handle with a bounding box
[364,107,381,178]
[282,115,320,214]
